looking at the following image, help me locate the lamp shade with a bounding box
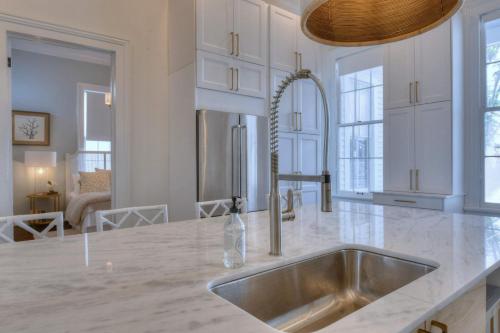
[301,0,464,46]
[25,151,57,168]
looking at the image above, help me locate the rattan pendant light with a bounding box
[301,0,464,46]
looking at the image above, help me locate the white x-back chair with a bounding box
[0,212,64,243]
[195,198,247,219]
[95,204,168,232]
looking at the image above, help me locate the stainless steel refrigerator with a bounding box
[196,109,269,212]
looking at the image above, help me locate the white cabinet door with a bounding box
[235,60,266,98]
[196,0,234,57]
[414,102,452,194]
[197,51,234,92]
[270,6,298,72]
[272,69,297,132]
[279,132,298,191]
[414,21,452,105]
[297,78,321,134]
[384,106,415,192]
[297,28,319,74]
[234,0,268,66]
[298,134,321,204]
[384,39,415,110]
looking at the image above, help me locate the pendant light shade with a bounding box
[301,0,464,46]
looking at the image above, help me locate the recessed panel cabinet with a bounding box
[384,21,452,110]
[279,132,321,205]
[197,0,267,66]
[379,17,463,211]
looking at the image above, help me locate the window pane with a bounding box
[371,66,383,86]
[370,123,384,158]
[338,127,352,158]
[352,125,369,158]
[486,18,500,63]
[370,159,383,192]
[487,62,500,108]
[372,86,384,120]
[485,157,500,204]
[338,159,352,192]
[485,111,500,156]
[341,92,356,123]
[341,73,356,92]
[352,159,369,193]
[356,70,371,89]
[356,88,371,122]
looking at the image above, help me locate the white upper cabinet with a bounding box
[197,0,268,66]
[272,69,297,132]
[384,106,415,192]
[414,101,452,194]
[235,59,266,98]
[270,6,298,72]
[234,0,268,65]
[414,22,452,105]
[298,29,319,74]
[384,39,415,110]
[297,79,321,134]
[197,51,235,92]
[384,20,452,110]
[197,0,234,57]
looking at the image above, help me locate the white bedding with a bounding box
[65,191,111,232]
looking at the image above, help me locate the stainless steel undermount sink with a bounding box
[210,249,436,333]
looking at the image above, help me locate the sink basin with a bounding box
[210,249,436,333]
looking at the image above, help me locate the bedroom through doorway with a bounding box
[9,34,114,240]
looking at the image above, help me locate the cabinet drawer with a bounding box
[373,192,444,210]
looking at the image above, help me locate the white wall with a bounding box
[0,0,169,217]
[11,49,111,214]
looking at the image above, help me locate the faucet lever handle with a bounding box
[282,188,296,222]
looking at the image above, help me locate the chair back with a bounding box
[195,198,247,219]
[95,205,168,232]
[0,212,64,243]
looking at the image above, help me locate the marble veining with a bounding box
[0,201,499,333]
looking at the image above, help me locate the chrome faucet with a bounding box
[269,69,332,256]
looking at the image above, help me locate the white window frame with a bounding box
[76,83,111,151]
[332,48,384,200]
[464,0,500,214]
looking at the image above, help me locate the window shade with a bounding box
[86,91,111,142]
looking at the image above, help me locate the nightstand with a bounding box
[26,192,61,215]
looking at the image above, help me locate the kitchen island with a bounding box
[0,201,499,333]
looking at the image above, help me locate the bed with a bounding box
[65,151,112,232]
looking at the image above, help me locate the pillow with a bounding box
[95,168,112,185]
[79,171,111,193]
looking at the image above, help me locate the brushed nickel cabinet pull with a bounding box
[410,169,413,191]
[235,68,239,91]
[416,169,420,192]
[299,113,303,131]
[230,32,234,55]
[409,82,413,104]
[235,33,240,57]
[430,320,448,333]
[295,51,299,71]
[299,53,303,70]
[294,112,299,131]
[415,81,420,103]
[230,67,234,90]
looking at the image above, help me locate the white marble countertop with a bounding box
[1,201,500,333]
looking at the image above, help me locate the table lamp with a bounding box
[25,151,57,193]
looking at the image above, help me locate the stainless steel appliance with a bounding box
[196,110,269,212]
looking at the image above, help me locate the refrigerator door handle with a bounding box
[232,125,241,198]
[240,125,248,200]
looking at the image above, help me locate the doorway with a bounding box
[0,17,130,240]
